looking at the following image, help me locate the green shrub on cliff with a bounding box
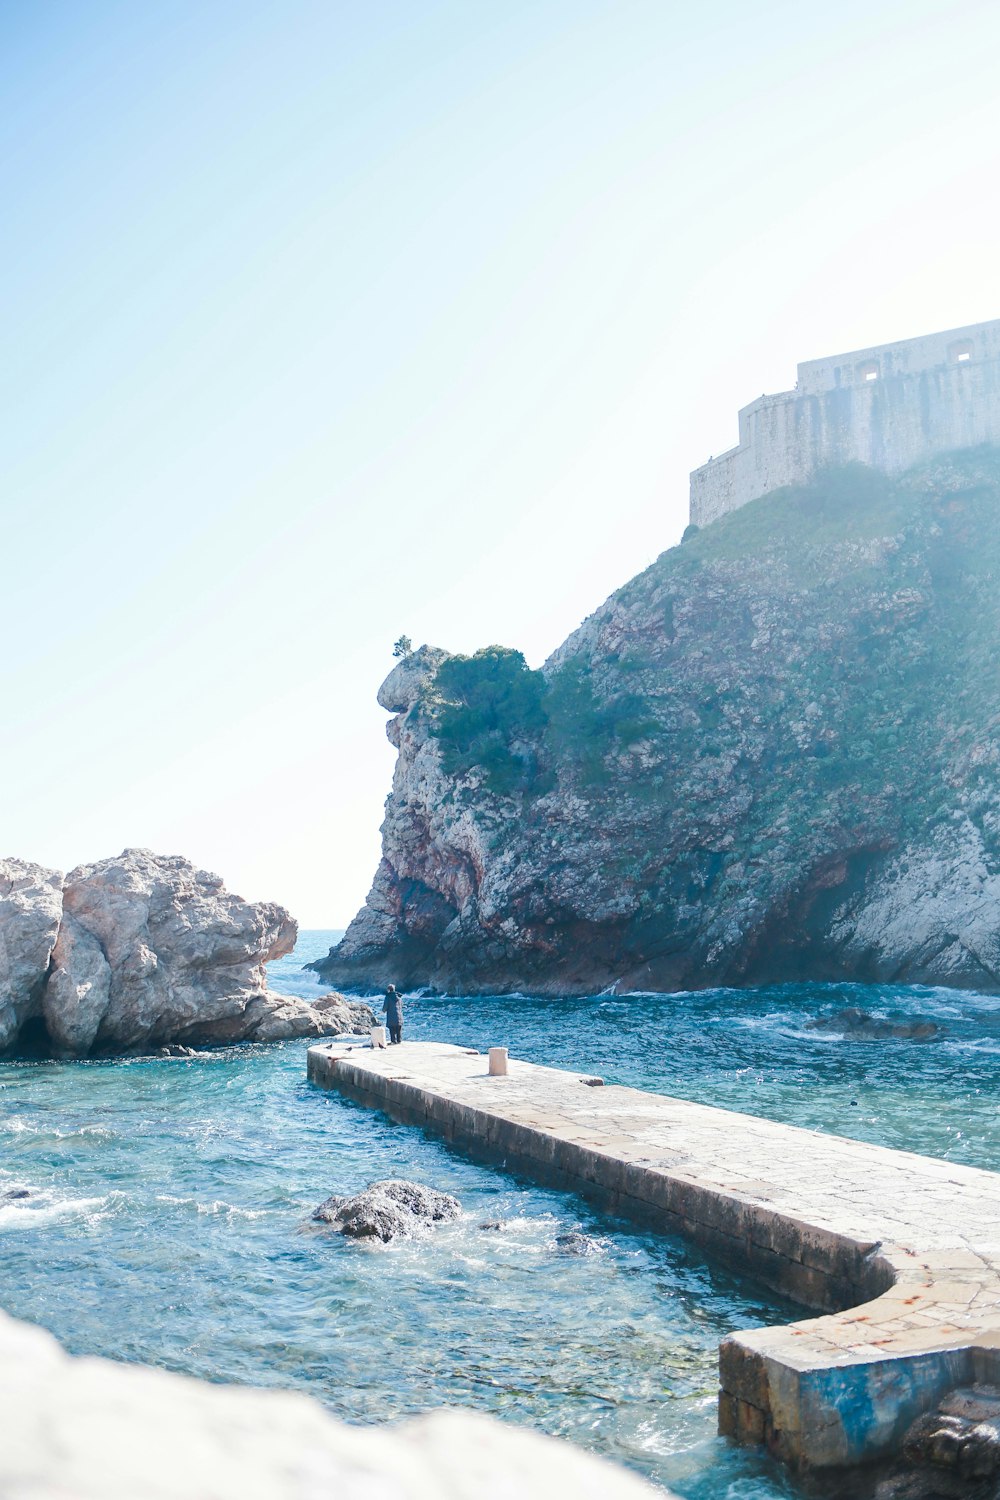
[430,647,665,795]
[544,660,659,786]
[429,647,547,794]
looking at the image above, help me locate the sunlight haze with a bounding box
[3,0,999,924]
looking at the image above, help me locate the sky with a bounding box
[3,0,1000,926]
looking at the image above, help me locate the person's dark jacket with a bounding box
[382,990,403,1026]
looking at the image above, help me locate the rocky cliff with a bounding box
[1,849,370,1056]
[315,451,1000,996]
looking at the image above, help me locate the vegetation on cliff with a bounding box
[427,647,547,794]
[316,449,1000,995]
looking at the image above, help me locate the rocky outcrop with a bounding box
[237,992,376,1044]
[876,1385,1000,1498]
[0,848,364,1058]
[0,860,64,1051]
[313,452,1000,996]
[312,1179,461,1241]
[0,1307,664,1500]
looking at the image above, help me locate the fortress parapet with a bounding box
[690,318,1000,527]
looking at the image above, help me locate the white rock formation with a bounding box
[43,849,297,1055]
[0,859,63,1051]
[0,848,368,1057]
[0,1310,664,1500]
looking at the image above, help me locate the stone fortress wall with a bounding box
[690,318,1000,527]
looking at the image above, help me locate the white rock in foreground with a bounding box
[0,1310,665,1500]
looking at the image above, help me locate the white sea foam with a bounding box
[0,1189,111,1229]
[779,1027,844,1043]
[154,1193,270,1221]
[730,1013,801,1032]
[0,1118,117,1142]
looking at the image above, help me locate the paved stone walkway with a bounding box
[307,1040,1000,1474]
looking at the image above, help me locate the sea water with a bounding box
[3,932,1000,1499]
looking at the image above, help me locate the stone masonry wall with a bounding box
[690,319,1000,526]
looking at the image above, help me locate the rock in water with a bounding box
[313,994,378,1033]
[555,1232,602,1256]
[876,1384,1000,1498]
[809,1008,940,1041]
[0,846,369,1058]
[237,992,376,1043]
[39,850,296,1057]
[312,1180,461,1241]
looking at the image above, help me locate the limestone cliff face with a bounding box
[317,452,1000,995]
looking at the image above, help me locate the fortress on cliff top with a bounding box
[690,318,1000,527]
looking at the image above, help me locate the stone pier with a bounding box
[307,1040,1000,1476]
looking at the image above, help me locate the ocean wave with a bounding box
[730,1013,808,1032]
[154,1193,270,1221]
[0,1189,112,1229]
[776,1028,845,1043]
[0,1118,117,1143]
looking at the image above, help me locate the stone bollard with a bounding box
[488,1047,508,1076]
[371,1026,387,1050]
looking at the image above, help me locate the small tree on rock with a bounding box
[392,635,413,659]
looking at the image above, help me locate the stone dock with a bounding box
[307,1040,1000,1476]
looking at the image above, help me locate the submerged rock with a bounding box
[809,1008,940,1041]
[312,1179,461,1242]
[1,1188,31,1202]
[554,1232,602,1256]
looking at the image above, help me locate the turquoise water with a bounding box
[3,933,1000,1498]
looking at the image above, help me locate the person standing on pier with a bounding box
[383,984,404,1045]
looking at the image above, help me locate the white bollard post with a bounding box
[488,1047,508,1076]
[371,1025,387,1050]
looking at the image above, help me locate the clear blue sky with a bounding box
[3,0,999,924]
